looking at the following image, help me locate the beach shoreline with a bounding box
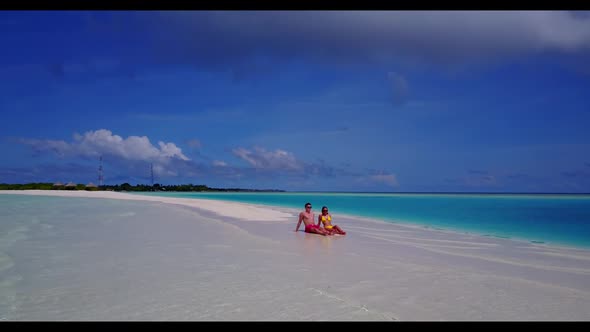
[129,191,590,251]
[1,190,590,320]
[3,190,584,252]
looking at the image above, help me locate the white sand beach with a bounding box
[1,190,590,321]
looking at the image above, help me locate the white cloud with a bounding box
[355,170,399,187]
[213,160,228,167]
[231,147,304,171]
[158,141,189,160]
[16,133,404,187]
[156,11,590,67]
[18,129,190,177]
[64,129,189,161]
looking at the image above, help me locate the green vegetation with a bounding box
[0,182,54,190]
[0,183,284,192]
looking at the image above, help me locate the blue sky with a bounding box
[1,11,590,192]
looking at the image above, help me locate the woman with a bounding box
[317,206,346,235]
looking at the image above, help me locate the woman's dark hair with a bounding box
[322,206,328,211]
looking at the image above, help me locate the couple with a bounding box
[295,203,346,236]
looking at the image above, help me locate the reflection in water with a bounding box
[300,231,334,255]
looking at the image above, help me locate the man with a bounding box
[295,202,331,236]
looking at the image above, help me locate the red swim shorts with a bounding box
[305,224,319,233]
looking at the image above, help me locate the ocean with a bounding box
[132,192,590,249]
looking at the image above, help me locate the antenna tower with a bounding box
[98,156,104,186]
[150,163,154,186]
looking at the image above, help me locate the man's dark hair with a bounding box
[305,202,311,207]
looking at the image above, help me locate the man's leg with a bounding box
[311,226,330,236]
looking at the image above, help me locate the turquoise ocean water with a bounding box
[132,192,590,249]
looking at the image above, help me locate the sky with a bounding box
[1,10,590,192]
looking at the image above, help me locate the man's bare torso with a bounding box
[299,211,314,226]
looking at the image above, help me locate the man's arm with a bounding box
[295,213,303,232]
[317,214,322,227]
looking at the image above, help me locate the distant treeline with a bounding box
[0,182,284,192]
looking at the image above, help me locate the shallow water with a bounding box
[133,192,590,249]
